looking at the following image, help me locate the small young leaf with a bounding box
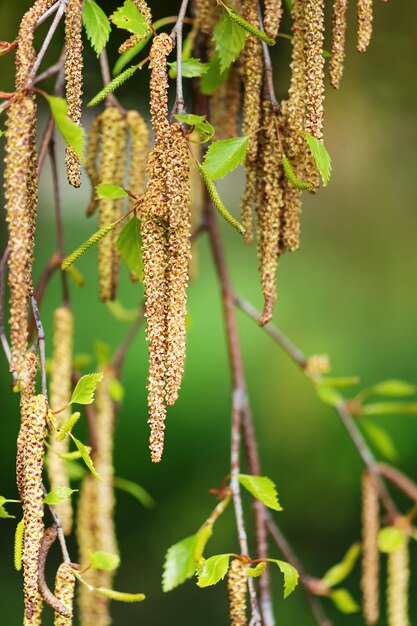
[173,113,215,143]
[89,551,121,571]
[62,222,116,270]
[361,420,398,461]
[58,450,83,461]
[197,554,231,587]
[95,587,145,602]
[315,384,342,407]
[83,0,111,56]
[44,487,78,505]
[320,376,360,389]
[168,58,208,78]
[321,543,361,588]
[96,183,128,199]
[361,402,417,416]
[302,133,332,187]
[70,435,101,479]
[116,216,142,279]
[378,527,404,553]
[114,477,155,509]
[107,300,142,323]
[200,53,229,95]
[14,518,24,570]
[109,378,124,403]
[213,11,247,73]
[70,373,103,405]
[330,589,360,614]
[56,412,81,442]
[246,562,266,577]
[162,535,199,592]
[46,96,85,159]
[267,559,299,598]
[0,496,19,519]
[202,137,248,180]
[110,0,149,37]
[193,525,213,562]
[369,379,416,398]
[237,474,282,511]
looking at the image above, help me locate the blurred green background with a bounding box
[1,1,417,624]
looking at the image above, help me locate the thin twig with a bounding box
[171,0,190,115]
[28,1,67,83]
[35,60,62,84]
[37,524,71,617]
[257,4,279,111]
[30,296,47,397]
[378,463,417,503]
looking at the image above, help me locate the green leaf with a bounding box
[200,54,229,95]
[320,376,360,389]
[107,300,142,323]
[330,589,360,614]
[202,137,248,180]
[162,535,199,592]
[44,487,78,505]
[321,543,361,588]
[0,496,19,519]
[46,96,85,159]
[238,474,282,511]
[267,559,299,598]
[173,113,215,143]
[110,0,149,37]
[213,11,247,73]
[112,14,170,75]
[114,477,155,509]
[56,412,81,442]
[70,373,103,405]
[369,379,416,398]
[361,420,398,461]
[361,402,417,416]
[95,587,145,602]
[96,183,127,199]
[116,216,142,279]
[315,384,342,407]
[378,527,404,553]
[168,58,208,78]
[302,133,331,187]
[94,341,112,365]
[193,525,213,562]
[83,0,111,56]
[246,562,266,577]
[197,554,230,587]
[70,434,101,479]
[89,550,120,571]
[109,378,124,403]
[14,518,24,571]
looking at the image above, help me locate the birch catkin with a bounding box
[85,114,102,216]
[22,395,47,619]
[387,534,410,626]
[361,472,380,625]
[54,563,76,626]
[263,0,283,40]
[17,350,39,501]
[330,0,349,89]
[228,559,247,626]
[304,0,325,142]
[126,109,150,201]
[46,307,74,535]
[357,0,373,53]
[64,0,84,187]
[24,595,43,626]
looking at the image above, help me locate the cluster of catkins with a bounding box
[361,472,411,626]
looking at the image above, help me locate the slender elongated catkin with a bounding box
[54,563,76,626]
[24,595,43,626]
[304,0,325,142]
[126,109,150,200]
[284,0,306,159]
[4,94,38,377]
[46,307,74,535]
[263,0,283,40]
[194,0,221,35]
[17,350,39,501]
[119,0,152,53]
[280,178,302,252]
[330,0,349,89]
[211,64,241,141]
[22,395,47,620]
[85,114,102,216]
[65,0,83,187]
[361,472,380,625]
[228,559,247,626]
[387,534,410,626]
[357,0,373,53]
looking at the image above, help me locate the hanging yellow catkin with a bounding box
[304,0,325,142]
[330,0,349,89]
[257,103,283,327]
[228,559,247,626]
[387,533,410,626]
[24,595,43,626]
[46,307,74,535]
[211,63,241,141]
[241,0,264,244]
[194,0,221,35]
[85,114,102,216]
[4,93,37,378]
[263,0,283,40]
[17,350,39,501]
[64,0,83,187]
[118,0,152,53]
[22,394,47,620]
[165,124,191,407]
[97,107,124,301]
[361,472,380,626]
[357,0,373,53]
[126,109,150,201]
[54,563,76,626]
[284,0,306,159]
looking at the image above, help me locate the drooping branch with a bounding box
[37,524,72,617]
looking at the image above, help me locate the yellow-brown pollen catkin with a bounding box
[194,0,221,35]
[46,306,74,535]
[4,93,38,378]
[54,563,76,626]
[126,109,150,202]
[361,472,380,625]
[64,0,83,187]
[118,0,152,53]
[263,0,283,40]
[85,114,102,216]
[24,595,43,626]
[304,0,325,142]
[228,559,247,626]
[22,394,47,619]
[330,0,349,89]
[211,63,241,141]
[357,0,373,53]
[17,350,39,501]
[387,533,410,626]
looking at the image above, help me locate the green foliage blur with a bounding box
[1,1,417,624]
